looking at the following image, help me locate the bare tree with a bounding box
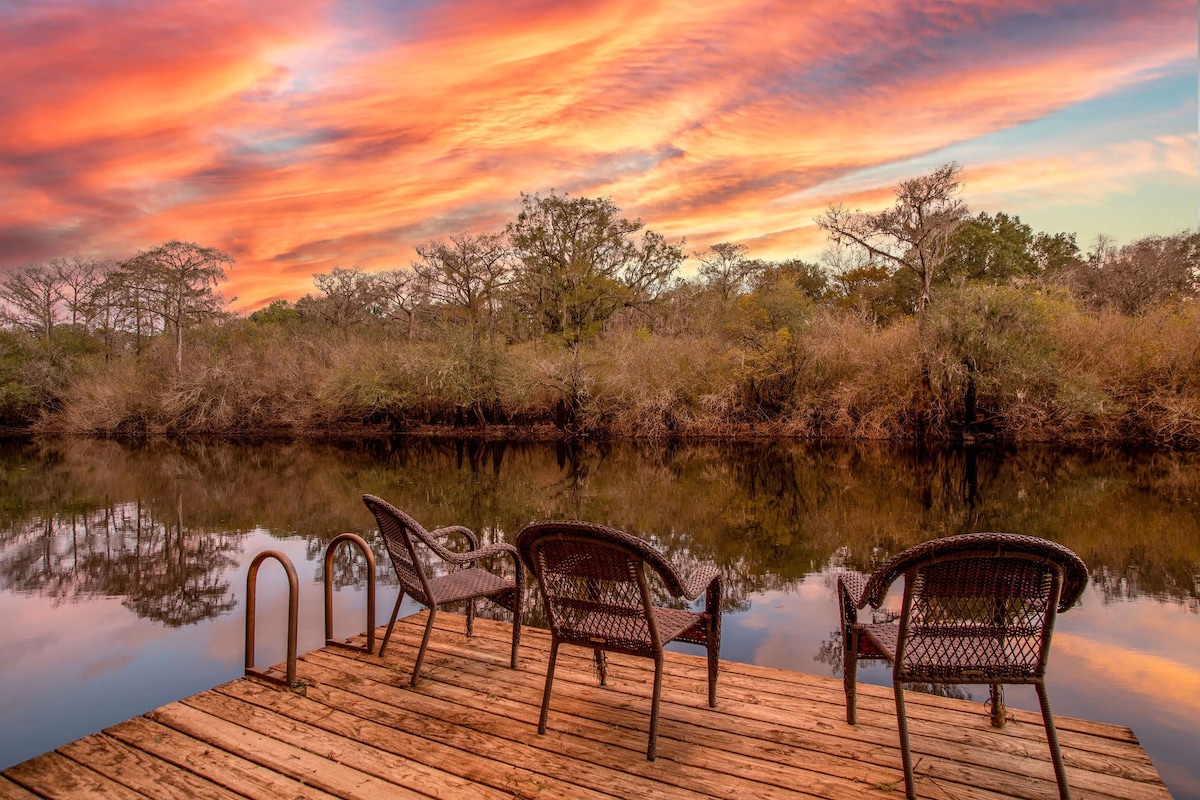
[818,162,968,313]
[412,232,512,340]
[51,255,111,333]
[0,264,62,342]
[697,242,762,300]
[375,268,428,339]
[121,241,233,371]
[304,266,382,331]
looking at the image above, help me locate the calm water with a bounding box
[1,439,1197,796]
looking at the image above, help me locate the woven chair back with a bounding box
[362,495,434,608]
[523,529,663,657]
[897,548,1064,682]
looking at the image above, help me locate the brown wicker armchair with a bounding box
[363,494,523,685]
[516,521,722,761]
[838,532,1088,800]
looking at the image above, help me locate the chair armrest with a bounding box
[439,540,521,568]
[680,565,721,602]
[428,524,480,550]
[838,570,870,610]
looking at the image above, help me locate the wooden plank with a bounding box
[214,677,619,800]
[57,732,243,800]
[3,751,147,800]
[0,777,39,800]
[301,649,959,800]
[367,616,1170,800]
[104,716,341,800]
[297,650,834,800]
[146,699,427,800]
[294,652,835,800]
[180,688,515,800]
[421,613,1144,747]
[393,614,1152,760]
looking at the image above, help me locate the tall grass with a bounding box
[27,291,1200,446]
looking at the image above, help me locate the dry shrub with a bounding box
[579,331,733,437]
[797,312,923,438]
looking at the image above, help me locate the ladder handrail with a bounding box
[244,550,302,690]
[323,533,377,654]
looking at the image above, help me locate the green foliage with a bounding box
[249,299,300,325]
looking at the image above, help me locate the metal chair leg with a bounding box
[538,639,560,734]
[466,597,475,638]
[378,590,405,657]
[509,603,521,669]
[1037,682,1072,800]
[647,653,665,761]
[845,627,859,724]
[594,648,608,685]
[894,681,917,800]
[410,606,437,686]
[706,639,719,708]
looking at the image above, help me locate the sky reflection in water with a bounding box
[0,439,1196,796]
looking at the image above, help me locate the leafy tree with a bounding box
[508,192,686,343]
[942,212,1039,284]
[818,162,968,313]
[249,299,300,325]
[120,241,233,370]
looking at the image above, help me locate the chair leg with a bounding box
[989,683,1006,728]
[538,639,560,734]
[466,597,475,638]
[378,590,405,658]
[410,606,437,687]
[647,653,665,761]
[594,648,608,686]
[894,680,917,800]
[844,626,859,725]
[706,638,719,708]
[1037,682,1072,800]
[509,600,521,669]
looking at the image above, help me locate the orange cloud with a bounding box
[0,0,1193,310]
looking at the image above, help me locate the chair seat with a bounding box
[862,621,1042,681]
[428,567,516,606]
[554,604,702,654]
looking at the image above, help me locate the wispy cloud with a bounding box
[0,0,1194,309]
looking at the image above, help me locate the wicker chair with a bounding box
[838,532,1088,800]
[363,494,523,685]
[516,521,722,761]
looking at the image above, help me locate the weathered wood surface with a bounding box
[2,611,1171,799]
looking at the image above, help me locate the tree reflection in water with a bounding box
[0,437,1198,628]
[0,436,1198,794]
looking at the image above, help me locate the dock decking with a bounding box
[1,611,1170,800]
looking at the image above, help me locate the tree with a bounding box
[0,264,60,342]
[412,232,512,340]
[941,212,1039,284]
[1065,232,1200,314]
[697,242,762,301]
[51,255,111,333]
[301,266,381,331]
[817,162,968,313]
[375,268,427,339]
[121,241,233,370]
[508,192,686,342]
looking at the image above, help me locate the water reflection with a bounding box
[0,438,1197,794]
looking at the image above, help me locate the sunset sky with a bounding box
[1,0,1196,312]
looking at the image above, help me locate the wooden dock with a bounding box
[1,611,1170,800]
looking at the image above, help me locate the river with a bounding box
[0,438,1197,796]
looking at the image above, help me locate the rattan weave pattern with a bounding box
[516,520,722,761]
[363,494,524,686]
[836,532,1088,800]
